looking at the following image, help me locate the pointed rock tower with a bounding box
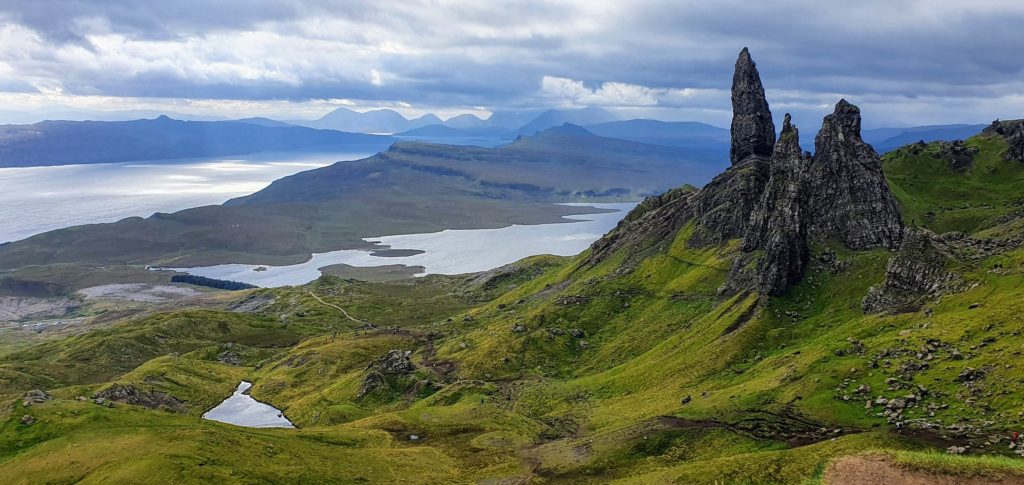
[687,48,776,247]
[730,47,776,165]
[806,100,903,250]
[739,114,811,295]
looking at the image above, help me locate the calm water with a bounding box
[0,151,374,243]
[170,202,636,287]
[202,381,294,428]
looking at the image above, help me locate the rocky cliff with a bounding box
[805,100,904,251]
[727,114,810,296]
[591,49,907,299]
[730,47,776,165]
[983,119,1024,161]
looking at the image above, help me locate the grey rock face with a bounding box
[358,349,415,398]
[982,119,1024,161]
[93,384,186,412]
[730,47,776,165]
[862,228,964,314]
[369,349,415,374]
[689,156,771,248]
[732,114,810,295]
[936,140,978,172]
[22,389,51,407]
[806,100,903,250]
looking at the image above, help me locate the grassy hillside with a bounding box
[1,133,1024,483]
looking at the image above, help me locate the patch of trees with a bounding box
[171,274,257,290]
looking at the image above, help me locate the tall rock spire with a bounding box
[730,47,776,165]
[724,114,810,296]
[806,100,903,250]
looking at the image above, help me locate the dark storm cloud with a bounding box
[0,0,1021,124]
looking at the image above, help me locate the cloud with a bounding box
[0,1,1020,125]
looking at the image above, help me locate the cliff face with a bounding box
[805,100,904,251]
[735,114,810,296]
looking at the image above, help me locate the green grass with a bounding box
[2,135,1024,482]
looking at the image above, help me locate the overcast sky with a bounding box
[0,0,1021,127]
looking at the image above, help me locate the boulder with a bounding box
[92,384,186,413]
[22,389,51,407]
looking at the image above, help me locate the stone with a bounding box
[569,328,585,338]
[93,384,186,413]
[22,389,51,407]
[216,350,242,366]
[862,228,964,313]
[806,100,903,251]
[982,119,1024,162]
[20,415,35,425]
[511,324,526,333]
[680,395,692,405]
[368,350,415,374]
[730,47,776,165]
[936,140,979,171]
[358,350,416,398]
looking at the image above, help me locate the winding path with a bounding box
[306,291,373,326]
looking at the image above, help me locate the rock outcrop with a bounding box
[22,389,51,407]
[936,140,979,172]
[729,114,810,295]
[982,119,1024,161]
[805,100,903,251]
[93,384,186,412]
[862,229,964,313]
[357,350,416,398]
[730,47,776,165]
[590,50,906,300]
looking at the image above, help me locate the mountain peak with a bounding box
[545,122,593,136]
[730,48,775,165]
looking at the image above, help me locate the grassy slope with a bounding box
[1,135,1024,482]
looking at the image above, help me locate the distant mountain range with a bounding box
[862,124,988,152]
[0,105,989,169]
[0,124,727,268]
[0,116,393,167]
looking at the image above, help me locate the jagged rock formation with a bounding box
[730,47,776,165]
[862,229,964,313]
[726,115,810,295]
[982,119,1024,161]
[93,384,186,412]
[590,50,905,300]
[936,140,979,172]
[805,100,903,251]
[357,350,416,398]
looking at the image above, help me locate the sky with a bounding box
[0,0,1022,128]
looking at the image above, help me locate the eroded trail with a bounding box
[306,291,373,326]
[823,456,1024,485]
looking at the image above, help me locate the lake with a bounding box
[203,381,294,428]
[169,202,636,287]
[0,151,374,243]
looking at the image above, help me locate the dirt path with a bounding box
[306,291,373,326]
[823,456,1024,485]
